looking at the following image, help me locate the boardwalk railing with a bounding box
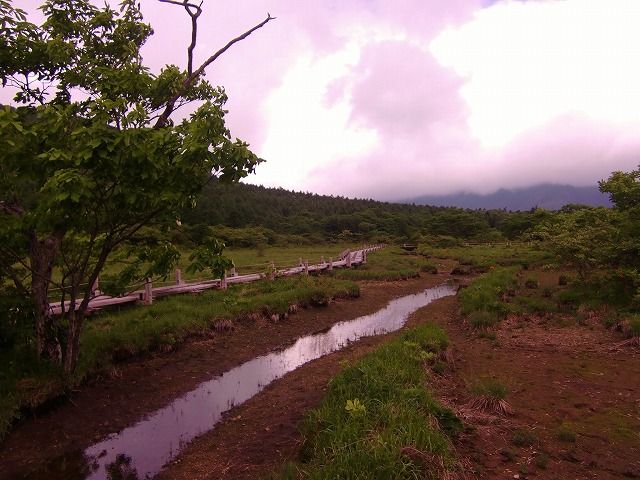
[49,244,386,315]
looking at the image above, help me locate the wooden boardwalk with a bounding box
[49,245,385,315]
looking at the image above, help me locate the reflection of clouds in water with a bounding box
[84,284,456,480]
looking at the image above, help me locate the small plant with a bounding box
[558,274,570,286]
[432,360,447,375]
[619,315,640,347]
[468,311,500,330]
[512,428,537,447]
[524,278,539,289]
[627,315,640,337]
[469,378,513,415]
[478,330,497,341]
[344,398,366,416]
[535,453,550,469]
[213,318,234,332]
[556,423,577,443]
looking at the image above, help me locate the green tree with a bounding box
[0,0,273,373]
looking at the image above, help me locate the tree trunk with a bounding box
[63,308,84,375]
[30,232,62,364]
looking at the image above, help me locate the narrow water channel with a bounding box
[29,283,457,480]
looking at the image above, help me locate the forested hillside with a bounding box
[179,181,557,245]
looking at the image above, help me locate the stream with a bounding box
[26,283,457,480]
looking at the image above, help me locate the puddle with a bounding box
[24,284,456,480]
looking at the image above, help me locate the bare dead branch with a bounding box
[189,13,275,83]
[158,0,203,74]
[153,10,275,128]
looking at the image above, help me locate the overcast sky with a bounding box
[9,0,640,200]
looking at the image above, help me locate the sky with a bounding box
[7,0,640,200]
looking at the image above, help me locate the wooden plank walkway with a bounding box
[49,245,385,315]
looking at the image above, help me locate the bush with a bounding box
[524,278,539,289]
[512,429,537,447]
[627,315,640,338]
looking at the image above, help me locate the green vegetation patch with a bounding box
[331,247,438,282]
[458,267,518,325]
[419,243,551,271]
[279,323,461,479]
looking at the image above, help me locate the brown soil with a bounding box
[424,305,640,479]
[0,273,451,479]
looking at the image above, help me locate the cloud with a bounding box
[304,0,640,199]
[5,0,640,200]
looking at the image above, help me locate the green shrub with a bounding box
[512,429,537,447]
[524,278,539,289]
[627,315,640,338]
[556,424,577,443]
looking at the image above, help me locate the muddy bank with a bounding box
[0,274,452,478]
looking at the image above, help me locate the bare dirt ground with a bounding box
[0,273,451,479]
[425,304,640,480]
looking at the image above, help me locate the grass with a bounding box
[0,275,359,441]
[46,243,361,296]
[458,267,519,327]
[468,378,513,415]
[418,243,551,271]
[278,323,461,479]
[331,247,438,282]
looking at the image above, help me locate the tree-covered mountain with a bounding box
[407,184,611,211]
[179,181,564,245]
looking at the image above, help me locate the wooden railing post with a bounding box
[221,274,228,290]
[299,257,304,267]
[175,268,183,285]
[91,276,100,297]
[269,261,276,280]
[230,265,236,277]
[328,257,333,271]
[363,250,367,264]
[143,278,153,305]
[304,260,309,275]
[346,250,352,268]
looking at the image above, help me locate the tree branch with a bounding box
[153,9,275,129]
[158,0,202,75]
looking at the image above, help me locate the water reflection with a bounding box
[33,284,456,480]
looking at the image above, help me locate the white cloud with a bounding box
[430,0,640,148]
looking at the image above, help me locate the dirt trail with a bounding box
[0,274,451,479]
